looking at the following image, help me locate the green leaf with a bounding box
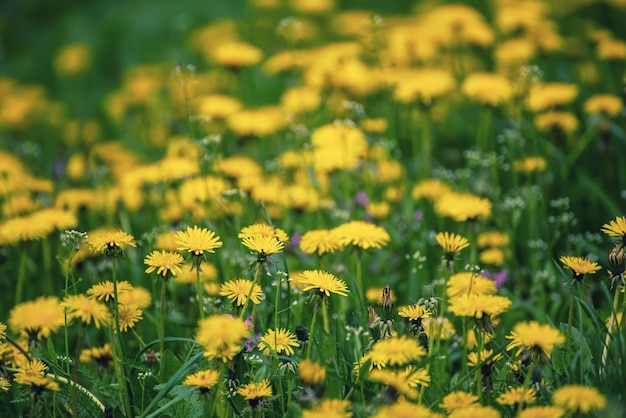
[159,350,183,383]
[552,323,593,376]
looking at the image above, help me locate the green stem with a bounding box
[196,264,204,320]
[42,238,53,295]
[15,248,28,305]
[240,264,263,321]
[420,112,432,178]
[71,324,84,418]
[602,285,622,368]
[475,330,484,403]
[306,302,320,359]
[274,273,281,332]
[354,251,365,315]
[518,363,536,412]
[321,302,330,334]
[567,291,575,353]
[160,279,167,355]
[111,258,132,417]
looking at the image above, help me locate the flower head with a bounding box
[14,359,60,393]
[302,399,353,418]
[176,225,223,257]
[259,328,300,356]
[196,314,251,362]
[440,391,479,413]
[61,294,110,328]
[372,398,432,418]
[237,379,272,407]
[241,235,285,263]
[517,406,565,418]
[80,344,113,369]
[299,359,326,386]
[506,321,565,361]
[88,229,136,257]
[559,256,602,281]
[220,278,264,306]
[297,270,349,297]
[299,228,342,256]
[183,369,220,394]
[447,272,497,298]
[0,322,6,341]
[496,386,537,406]
[9,296,65,341]
[552,385,606,414]
[435,192,492,222]
[87,280,133,302]
[333,220,391,250]
[144,250,184,278]
[117,304,143,332]
[436,232,470,257]
[367,335,426,368]
[601,216,626,242]
[238,222,289,243]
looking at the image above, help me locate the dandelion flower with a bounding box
[237,379,272,407]
[144,250,184,278]
[534,111,579,135]
[446,272,497,298]
[514,156,547,173]
[118,285,152,309]
[299,359,326,386]
[176,225,223,256]
[9,296,65,341]
[299,229,342,256]
[0,322,6,340]
[367,368,420,399]
[448,294,512,320]
[436,232,470,255]
[297,270,349,297]
[373,398,432,418]
[333,220,391,250]
[183,369,220,394]
[552,385,606,414]
[259,328,300,356]
[117,304,143,332]
[88,228,136,256]
[0,377,10,391]
[517,406,565,418]
[462,72,514,106]
[14,359,59,393]
[506,321,565,360]
[467,349,503,367]
[526,82,578,112]
[583,94,623,117]
[601,216,626,238]
[397,304,431,322]
[367,335,426,368]
[87,280,133,302]
[241,235,285,263]
[196,315,250,362]
[61,294,110,328]
[238,222,289,243]
[435,192,492,221]
[440,391,479,413]
[303,399,353,418]
[80,344,113,369]
[559,256,602,281]
[496,386,537,406]
[448,405,500,418]
[220,279,264,306]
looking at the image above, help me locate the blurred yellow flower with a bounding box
[462,73,514,106]
[9,296,65,340]
[527,83,579,112]
[53,43,92,76]
[584,94,623,116]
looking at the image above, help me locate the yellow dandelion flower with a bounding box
[552,385,606,414]
[176,225,223,257]
[601,216,626,238]
[303,399,353,418]
[238,222,289,243]
[299,229,342,256]
[88,229,136,256]
[435,192,492,222]
[367,335,426,368]
[297,270,349,297]
[333,220,391,250]
[496,386,537,406]
[477,231,510,248]
[448,405,501,418]
[440,391,479,413]
[411,179,452,201]
[462,72,514,106]
[397,304,431,321]
[196,315,250,362]
[259,328,300,356]
[517,406,565,418]
[237,379,272,404]
[9,296,65,340]
[117,304,142,332]
[506,321,565,360]
[583,94,623,117]
[373,398,432,418]
[448,294,511,319]
[423,316,456,340]
[241,235,285,262]
[368,367,421,400]
[480,247,504,266]
[118,285,152,309]
[144,250,184,278]
[514,156,547,173]
[467,349,503,367]
[534,111,579,135]
[211,41,263,68]
[183,369,220,393]
[61,294,110,328]
[87,280,133,302]
[560,256,602,281]
[220,279,264,306]
[0,376,10,391]
[0,322,6,340]
[80,344,113,368]
[174,261,218,285]
[447,272,497,298]
[527,83,579,112]
[299,359,326,386]
[436,232,470,255]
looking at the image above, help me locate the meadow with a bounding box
[1,0,626,416]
